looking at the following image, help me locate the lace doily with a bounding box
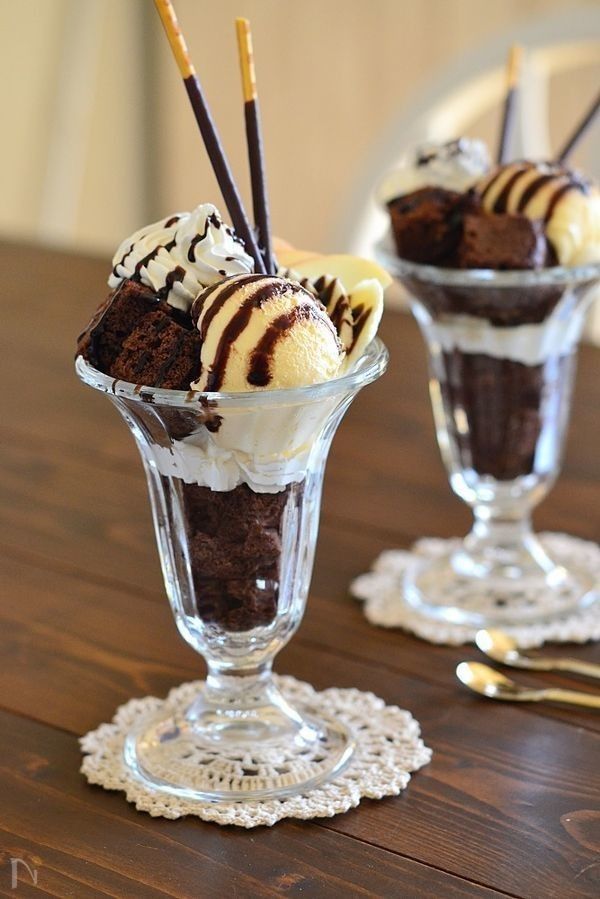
[351,532,600,648]
[80,675,431,828]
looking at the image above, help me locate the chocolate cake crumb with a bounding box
[76,278,201,389]
[457,212,549,270]
[439,351,569,480]
[387,187,479,266]
[111,310,201,389]
[181,482,293,631]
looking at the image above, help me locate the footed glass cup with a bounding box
[76,339,387,802]
[379,245,600,627]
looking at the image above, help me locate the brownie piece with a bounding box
[77,280,161,371]
[76,279,201,389]
[387,187,479,266]
[457,212,550,270]
[195,577,278,630]
[180,482,293,632]
[110,310,201,389]
[183,483,288,536]
[438,350,565,480]
[190,529,281,579]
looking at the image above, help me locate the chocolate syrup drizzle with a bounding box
[203,277,310,391]
[187,212,221,262]
[112,241,136,279]
[247,303,320,387]
[197,274,266,340]
[416,138,465,167]
[157,265,186,300]
[349,304,368,352]
[489,164,530,213]
[111,211,248,308]
[329,296,350,333]
[309,275,353,348]
[482,162,588,222]
[132,239,177,279]
[313,275,337,305]
[111,215,182,279]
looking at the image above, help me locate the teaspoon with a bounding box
[475,629,600,679]
[456,661,600,709]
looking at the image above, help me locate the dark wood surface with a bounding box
[1,241,599,898]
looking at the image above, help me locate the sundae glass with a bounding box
[378,141,600,627]
[76,204,388,801]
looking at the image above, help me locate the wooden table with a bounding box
[1,242,599,898]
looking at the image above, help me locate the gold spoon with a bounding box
[456,661,600,709]
[475,629,600,679]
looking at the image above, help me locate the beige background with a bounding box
[0,0,598,256]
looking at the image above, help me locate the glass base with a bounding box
[123,678,355,803]
[403,537,598,627]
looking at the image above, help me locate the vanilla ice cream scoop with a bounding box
[477,161,600,266]
[190,273,344,392]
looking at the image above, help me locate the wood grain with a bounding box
[2,242,600,898]
[1,554,599,898]
[0,709,517,899]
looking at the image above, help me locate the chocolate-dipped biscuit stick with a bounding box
[153,0,266,274]
[556,89,600,163]
[497,45,523,164]
[236,18,274,275]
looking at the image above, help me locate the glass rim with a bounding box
[75,336,388,409]
[375,240,600,288]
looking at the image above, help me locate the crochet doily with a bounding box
[351,532,600,648]
[80,675,431,828]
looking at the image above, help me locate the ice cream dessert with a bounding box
[77,203,388,630]
[380,140,600,480]
[382,144,600,272]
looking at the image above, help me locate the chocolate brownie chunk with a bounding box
[190,529,281,579]
[110,310,201,389]
[439,350,567,480]
[457,212,550,270]
[76,278,201,389]
[183,483,288,537]
[400,269,564,326]
[180,482,294,631]
[195,577,278,629]
[387,187,479,266]
[77,279,161,370]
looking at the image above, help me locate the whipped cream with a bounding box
[108,204,254,311]
[426,287,596,365]
[378,138,490,205]
[146,397,339,492]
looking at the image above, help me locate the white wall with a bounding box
[0,0,598,257]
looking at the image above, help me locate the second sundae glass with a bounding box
[76,338,387,802]
[379,245,600,627]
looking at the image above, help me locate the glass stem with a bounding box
[197,660,308,729]
[463,505,554,575]
[204,660,274,710]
